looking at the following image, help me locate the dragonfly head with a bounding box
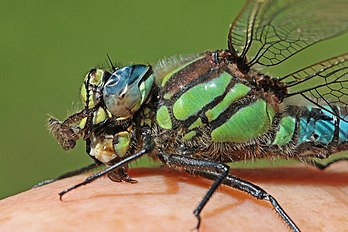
[80,65,154,120]
[102,65,154,120]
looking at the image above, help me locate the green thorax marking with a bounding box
[211,99,276,143]
[205,83,250,122]
[160,55,217,100]
[173,72,232,121]
[272,116,296,146]
[183,131,197,140]
[156,105,172,129]
[188,118,203,130]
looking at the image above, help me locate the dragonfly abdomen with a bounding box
[271,105,348,158]
[293,105,348,145]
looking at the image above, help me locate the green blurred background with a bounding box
[0,0,347,199]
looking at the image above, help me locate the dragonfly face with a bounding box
[79,65,154,119]
[46,1,348,231]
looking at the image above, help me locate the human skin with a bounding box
[0,162,347,232]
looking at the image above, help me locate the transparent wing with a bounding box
[281,53,348,121]
[228,0,348,67]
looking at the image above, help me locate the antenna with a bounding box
[106,53,117,71]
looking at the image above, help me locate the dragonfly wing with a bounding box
[228,0,348,68]
[282,53,348,121]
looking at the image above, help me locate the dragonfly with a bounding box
[42,0,348,231]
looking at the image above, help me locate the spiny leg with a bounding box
[59,147,150,199]
[58,130,154,200]
[33,163,99,188]
[191,169,300,232]
[159,153,230,230]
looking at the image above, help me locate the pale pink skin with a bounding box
[0,162,347,232]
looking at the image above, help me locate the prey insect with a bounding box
[43,0,348,231]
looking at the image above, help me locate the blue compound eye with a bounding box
[103,65,154,119]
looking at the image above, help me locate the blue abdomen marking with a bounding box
[298,106,348,145]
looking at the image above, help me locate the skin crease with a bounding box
[0,162,347,232]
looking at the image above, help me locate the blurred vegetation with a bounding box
[0,0,347,199]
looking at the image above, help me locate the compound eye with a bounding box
[104,67,129,91]
[103,65,153,119]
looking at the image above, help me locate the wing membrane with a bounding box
[228,0,348,67]
[281,53,348,121]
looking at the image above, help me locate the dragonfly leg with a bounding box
[190,169,301,232]
[159,153,230,230]
[58,128,155,200]
[33,163,99,188]
[107,166,138,183]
